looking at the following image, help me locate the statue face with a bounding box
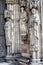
[21,7,24,12]
[31,8,36,14]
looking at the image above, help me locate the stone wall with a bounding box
[0,0,6,57]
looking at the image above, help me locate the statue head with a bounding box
[20,7,24,12]
[31,8,38,15]
[31,8,36,14]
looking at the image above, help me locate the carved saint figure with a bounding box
[5,4,20,55]
[20,7,28,40]
[5,18,12,54]
[30,8,40,59]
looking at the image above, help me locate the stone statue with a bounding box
[20,7,28,40]
[5,18,12,55]
[5,4,20,55]
[30,7,40,59]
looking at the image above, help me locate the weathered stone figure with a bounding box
[29,0,40,60]
[20,7,28,40]
[5,4,20,55]
[5,18,12,55]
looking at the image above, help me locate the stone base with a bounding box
[9,61,22,65]
[0,58,5,62]
[0,62,10,65]
[32,59,40,62]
